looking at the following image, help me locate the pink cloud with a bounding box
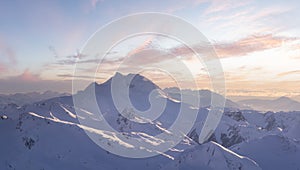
[0,72,75,94]
[18,69,40,82]
[277,70,300,77]
[214,34,297,57]
[0,63,6,72]
[127,36,154,57]
[91,0,101,8]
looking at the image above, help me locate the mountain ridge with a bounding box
[238,96,300,112]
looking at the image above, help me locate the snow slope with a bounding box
[232,135,300,170]
[163,141,261,170]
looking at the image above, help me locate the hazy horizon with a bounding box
[1,71,300,103]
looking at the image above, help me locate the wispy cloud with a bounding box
[122,49,176,67]
[80,0,105,13]
[214,34,298,57]
[57,73,107,80]
[171,34,298,58]
[277,70,300,77]
[200,1,293,41]
[91,0,101,8]
[127,36,154,57]
[203,0,250,15]
[0,38,17,74]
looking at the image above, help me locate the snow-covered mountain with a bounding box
[238,97,300,112]
[164,87,245,110]
[1,73,299,169]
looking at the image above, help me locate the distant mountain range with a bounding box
[0,91,70,107]
[238,96,300,112]
[292,95,300,102]
[164,88,300,112]
[1,75,298,112]
[164,87,248,110]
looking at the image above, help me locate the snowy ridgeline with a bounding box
[0,73,300,170]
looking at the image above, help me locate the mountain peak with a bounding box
[112,72,147,81]
[84,72,161,94]
[111,72,161,94]
[273,96,300,104]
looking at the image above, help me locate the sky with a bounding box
[0,0,299,99]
